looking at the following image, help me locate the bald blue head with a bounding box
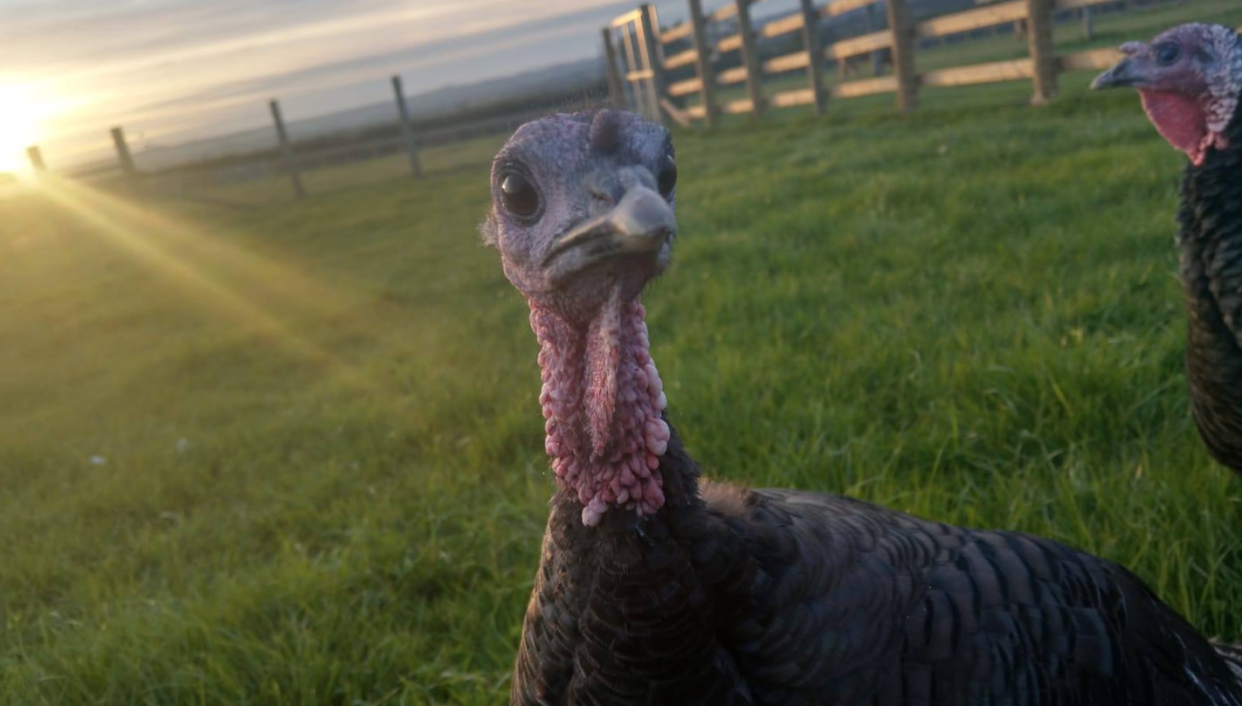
[483,111,678,324]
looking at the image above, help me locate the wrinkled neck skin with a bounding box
[1143,34,1242,166]
[529,284,674,527]
[1140,88,1232,167]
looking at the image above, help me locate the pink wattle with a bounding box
[1140,89,1212,166]
[530,290,670,527]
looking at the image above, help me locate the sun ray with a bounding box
[39,179,372,318]
[28,176,417,411]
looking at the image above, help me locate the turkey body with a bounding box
[512,427,1242,706]
[1178,109,1242,475]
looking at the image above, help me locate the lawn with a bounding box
[2,52,1242,706]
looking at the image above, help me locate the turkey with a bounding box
[1093,23,1242,475]
[481,109,1242,705]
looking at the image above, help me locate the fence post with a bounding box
[1026,0,1057,104]
[885,0,918,112]
[26,146,45,172]
[268,99,305,200]
[622,23,653,119]
[688,0,719,126]
[601,28,626,108]
[736,0,766,118]
[637,4,666,124]
[1082,6,1095,40]
[798,0,827,116]
[110,126,139,184]
[390,75,422,179]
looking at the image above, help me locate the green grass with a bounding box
[2,57,1242,704]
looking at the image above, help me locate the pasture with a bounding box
[2,75,1241,705]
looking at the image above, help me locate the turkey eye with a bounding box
[1156,43,1181,66]
[657,155,677,198]
[500,173,541,220]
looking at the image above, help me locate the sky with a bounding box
[0,0,703,171]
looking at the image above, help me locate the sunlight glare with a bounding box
[0,82,45,173]
[31,175,413,414]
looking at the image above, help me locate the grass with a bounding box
[2,54,1242,706]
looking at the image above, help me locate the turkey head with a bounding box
[1093,23,1242,166]
[481,110,680,526]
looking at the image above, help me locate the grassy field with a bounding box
[3,45,1242,706]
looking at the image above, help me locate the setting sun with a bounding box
[0,82,44,173]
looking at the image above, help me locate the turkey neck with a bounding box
[526,286,707,551]
[1177,107,1242,470]
[528,285,684,526]
[527,293,745,702]
[533,444,744,705]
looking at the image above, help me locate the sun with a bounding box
[0,83,45,173]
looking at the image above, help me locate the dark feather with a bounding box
[1179,105,1242,475]
[512,423,1242,705]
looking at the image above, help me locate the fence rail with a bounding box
[605,0,1238,127]
[28,76,577,206]
[24,0,1235,203]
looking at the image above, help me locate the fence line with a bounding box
[605,0,1236,126]
[25,70,584,205]
[268,99,306,200]
[25,0,1233,203]
[110,127,139,183]
[390,76,423,180]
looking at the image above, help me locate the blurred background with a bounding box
[2,1,1241,704]
[4,0,1235,204]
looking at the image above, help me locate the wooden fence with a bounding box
[602,0,1192,126]
[32,79,569,205]
[30,78,426,203]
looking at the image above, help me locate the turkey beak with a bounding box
[1091,57,1144,90]
[543,186,675,266]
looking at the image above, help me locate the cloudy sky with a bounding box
[0,0,706,170]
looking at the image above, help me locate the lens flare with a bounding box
[27,174,417,410]
[0,82,44,173]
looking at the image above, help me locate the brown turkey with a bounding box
[1093,23,1242,475]
[481,109,1242,705]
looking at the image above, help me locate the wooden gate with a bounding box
[604,5,667,125]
